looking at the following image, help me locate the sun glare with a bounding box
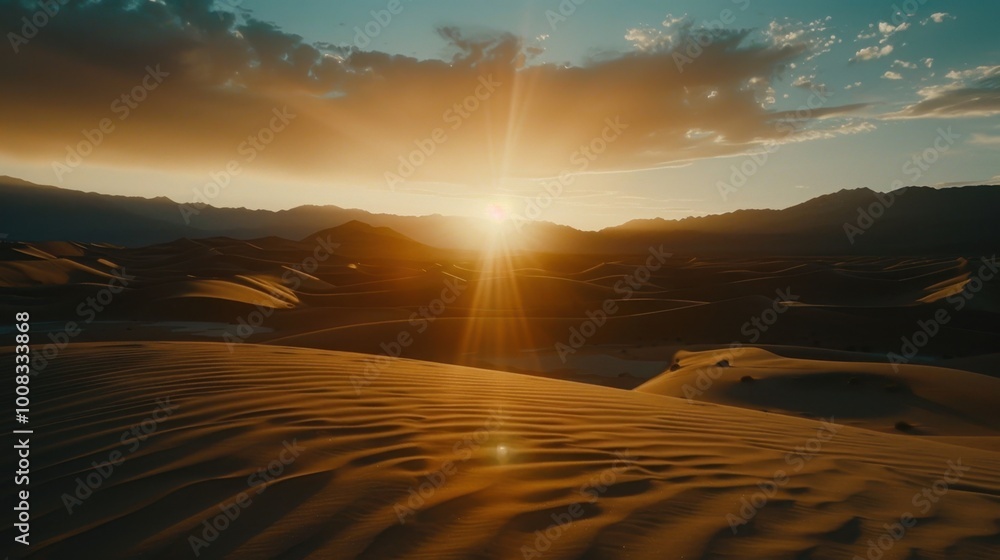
[486,202,509,224]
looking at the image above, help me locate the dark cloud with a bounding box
[0,0,868,188]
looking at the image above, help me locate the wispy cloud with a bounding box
[892,65,1000,118]
[969,133,1000,146]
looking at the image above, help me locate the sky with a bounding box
[1,0,998,230]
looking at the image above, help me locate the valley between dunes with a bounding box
[3,342,999,559]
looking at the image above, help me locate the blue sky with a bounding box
[2,0,998,228]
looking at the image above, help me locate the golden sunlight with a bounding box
[486,202,510,224]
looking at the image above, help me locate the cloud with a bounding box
[852,44,893,62]
[768,118,876,144]
[969,133,1000,146]
[857,21,909,44]
[766,20,808,46]
[883,71,903,80]
[661,14,688,28]
[877,22,907,34]
[624,26,670,52]
[0,0,867,188]
[876,21,909,43]
[817,120,877,138]
[624,13,688,52]
[922,13,955,25]
[944,66,1000,81]
[791,75,827,92]
[893,65,1000,118]
[923,58,934,68]
[933,176,1000,187]
[926,172,1000,189]
[892,60,917,69]
[850,19,908,64]
[764,18,838,60]
[857,25,878,40]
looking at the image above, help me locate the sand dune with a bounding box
[2,231,999,559]
[2,241,998,382]
[146,279,299,309]
[4,341,998,559]
[0,259,106,287]
[637,347,1000,441]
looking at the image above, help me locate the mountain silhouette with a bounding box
[2,176,997,255]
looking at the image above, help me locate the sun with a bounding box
[486,202,510,224]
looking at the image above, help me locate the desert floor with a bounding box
[2,236,999,558]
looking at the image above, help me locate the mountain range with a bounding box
[2,176,997,255]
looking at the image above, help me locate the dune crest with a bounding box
[637,347,1000,441]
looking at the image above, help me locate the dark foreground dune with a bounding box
[3,342,999,559]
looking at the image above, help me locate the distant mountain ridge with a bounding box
[606,185,1000,255]
[2,176,997,255]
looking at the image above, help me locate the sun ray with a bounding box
[455,224,542,374]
